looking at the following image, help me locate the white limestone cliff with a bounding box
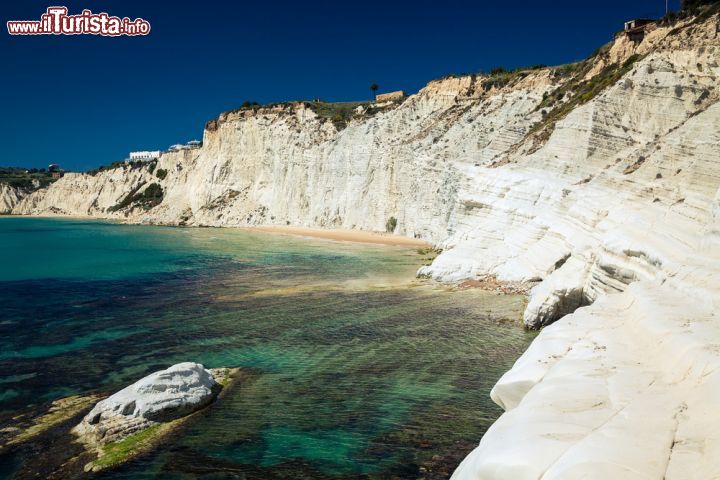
[10,11,720,478]
[0,184,24,214]
[13,70,552,241]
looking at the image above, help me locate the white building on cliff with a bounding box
[129,151,161,161]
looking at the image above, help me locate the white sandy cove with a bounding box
[246,225,430,247]
[5,11,720,480]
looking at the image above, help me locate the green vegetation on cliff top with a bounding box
[0,167,61,191]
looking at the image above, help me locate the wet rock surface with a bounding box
[74,362,219,447]
[0,364,238,478]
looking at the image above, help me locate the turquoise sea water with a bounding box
[0,217,534,479]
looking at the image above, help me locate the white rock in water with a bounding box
[76,362,218,444]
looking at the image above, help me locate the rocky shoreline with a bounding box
[0,363,240,478]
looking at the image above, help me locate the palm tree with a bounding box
[370,83,379,99]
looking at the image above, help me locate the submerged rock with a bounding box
[74,362,220,446]
[0,394,101,449]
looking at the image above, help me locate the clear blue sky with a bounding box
[2,0,680,171]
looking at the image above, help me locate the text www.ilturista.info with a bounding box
[7,7,150,36]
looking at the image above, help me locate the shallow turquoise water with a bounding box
[0,217,534,479]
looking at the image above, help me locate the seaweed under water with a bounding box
[0,218,535,479]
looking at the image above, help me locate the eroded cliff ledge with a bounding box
[9,11,720,479]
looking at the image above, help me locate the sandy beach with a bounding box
[247,225,431,247]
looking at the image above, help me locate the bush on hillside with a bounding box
[108,183,164,212]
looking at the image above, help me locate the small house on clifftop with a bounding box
[623,18,655,43]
